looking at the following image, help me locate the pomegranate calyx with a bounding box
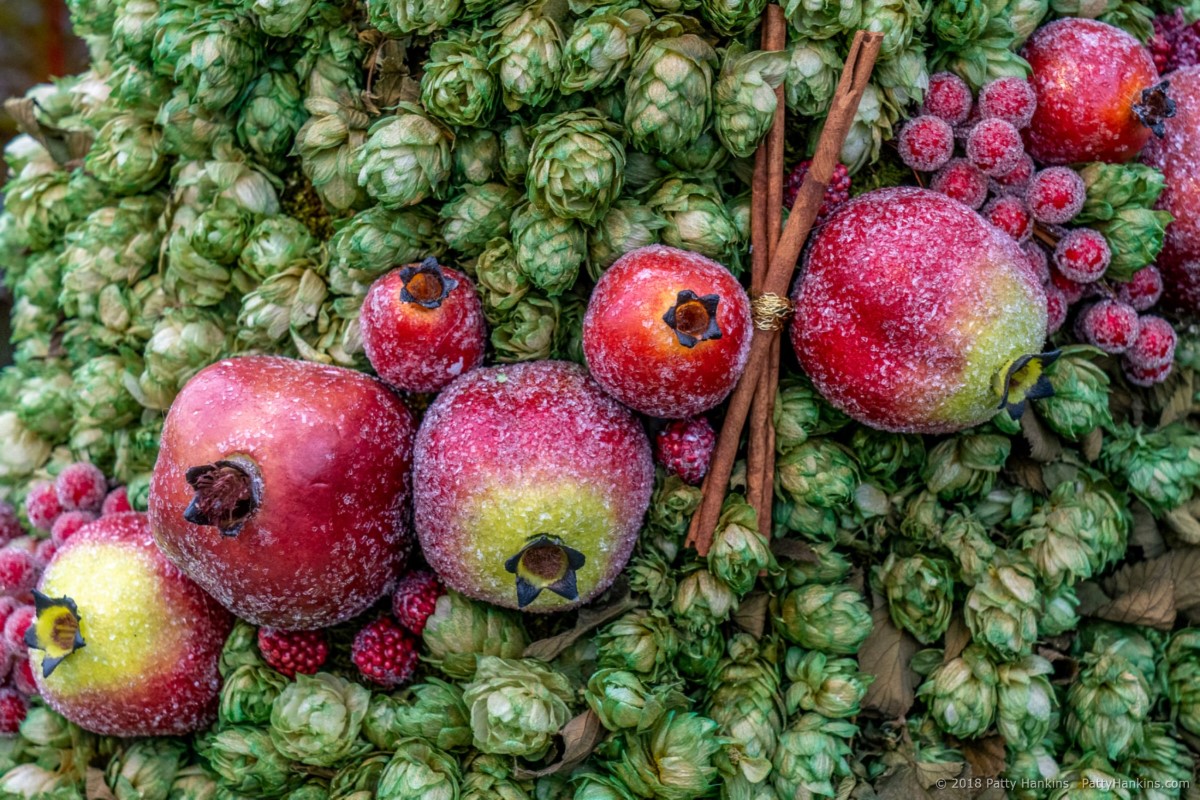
[663,290,723,348]
[995,350,1062,419]
[399,257,458,309]
[503,534,586,609]
[26,590,86,678]
[184,456,262,537]
[1133,80,1178,138]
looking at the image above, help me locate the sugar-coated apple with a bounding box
[413,361,653,612]
[790,187,1052,434]
[25,512,231,736]
[582,245,752,419]
[149,356,416,629]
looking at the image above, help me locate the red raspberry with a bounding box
[897,116,955,172]
[391,571,444,635]
[0,503,21,548]
[33,540,56,568]
[977,77,1038,128]
[1080,300,1140,353]
[654,417,716,486]
[983,196,1034,242]
[24,483,62,533]
[55,463,107,513]
[2,606,34,652]
[1117,266,1164,311]
[1027,168,1086,224]
[1153,10,1200,73]
[257,627,329,677]
[50,511,96,547]
[993,154,1036,194]
[931,159,988,209]
[923,72,973,124]
[1046,285,1068,334]
[966,118,1024,176]
[784,161,851,221]
[1050,268,1087,305]
[1124,359,1173,387]
[10,654,37,696]
[1022,243,1051,284]
[0,550,39,598]
[351,616,418,689]
[0,598,18,634]
[1124,316,1177,370]
[0,688,28,733]
[101,487,133,516]
[1054,229,1111,283]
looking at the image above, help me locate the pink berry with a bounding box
[978,77,1038,128]
[0,598,17,634]
[33,539,56,567]
[351,616,418,689]
[257,628,330,677]
[1046,285,1068,333]
[983,196,1034,242]
[0,688,28,733]
[55,463,107,513]
[1022,243,1051,284]
[1054,229,1111,283]
[924,72,973,124]
[1080,300,1140,353]
[1027,168,1086,225]
[0,504,21,548]
[24,483,61,533]
[1124,359,1173,387]
[1050,268,1087,304]
[993,154,1036,193]
[391,571,444,635]
[966,118,1025,176]
[101,487,132,516]
[10,654,37,697]
[655,417,717,485]
[0,550,38,598]
[1117,266,1164,311]
[2,606,34,652]
[1124,315,1177,370]
[898,115,955,172]
[50,510,97,547]
[931,158,989,209]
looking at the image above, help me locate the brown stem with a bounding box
[686,29,884,557]
[184,456,262,537]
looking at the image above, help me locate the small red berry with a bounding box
[654,417,716,485]
[784,161,852,220]
[983,196,1034,243]
[351,616,418,689]
[0,688,28,733]
[993,154,1036,193]
[978,77,1038,128]
[1050,268,1087,304]
[54,463,107,513]
[1117,266,1164,311]
[391,571,444,635]
[0,550,39,598]
[1046,285,1068,334]
[1124,316,1177,370]
[50,511,97,547]
[101,487,133,516]
[0,598,18,634]
[1124,359,1173,387]
[1022,243,1051,284]
[10,654,37,697]
[2,606,34,652]
[1080,300,1140,353]
[0,504,21,548]
[966,118,1024,176]
[256,627,329,677]
[1027,167,1086,224]
[1054,229,1111,283]
[923,72,973,124]
[33,539,56,568]
[24,483,62,533]
[898,116,955,172]
[931,158,988,209]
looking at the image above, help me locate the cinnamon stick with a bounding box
[746,4,787,532]
[686,29,884,556]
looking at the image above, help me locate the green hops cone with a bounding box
[775,583,872,655]
[527,110,626,224]
[627,551,678,609]
[201,727,298,798]
[784,38,843,117]
[1066,652,1151,761]
[772,714,856,799]
[783,649,872,719]
[327,207,440,294]
[774,374,850,451]
[625,34,718,154]
[171,10,263,113]
[702,0,767,35]
[377,738,460,800]
[421,34,497,127]
[783,0,861,38]
[355,108,452,209]
[964,552,1043,661]
[561,7,651,94]
[1018,473,1128,587]
[491,293,561,362]
[1038,351,1113,440]
[705,635,785,786]
[491,2,566,111]
[364,678,472,752]
[453,128,503,186]
[586,668,688,733]
[295,97,370,212]
[368,0,461,36]
[511,203,586,296]
[461,656,574,759]
[874,553,954,644]
[597,608,680,681]
[220,664,290,727]
[645,177,741,270]
[996,656,1056,749]
[237,67,307,168]
[1102,423,1200,517]
[918,644,998,739]
[421,591,529,681]
[105,738,188,800]
[85,114,167,195]
[708,494,772,596]
[1048,753,1133,800]
[1166,629,1200,737]
[269,672,371,767]
[774,438,858,540]
[475,238,530,323]
[1126,723,1194,800]
[609,711,724,800]
[1075,162,1166,225]
[714,46,789,159]
[922,434,1011,501]
[588,200,665,273]
[441,183,522,257]
[1095,208,1174,280]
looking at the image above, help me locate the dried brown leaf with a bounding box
[733,591,770,638]
[1101,553,1172,598]
[917,759,966,790]
[1007,457,1047,493]
[772,537,819,562]
[875,765,931,800]
[1166,506,1200,545]
[1021,411,1063,463]
[942,616,970,664]
[513,710,605,779]
[1156,373,1195,428]
[1165,548,1200,611]
[1081,426,1103,462]
[860,606,919,718]
[1130,503,1166,559]
[1090,579,1176,629]
[523,588,638,661]
[962,736,1006,780]
[86,768,115,800]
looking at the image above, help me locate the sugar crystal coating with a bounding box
[1124,358,1173,386]
[1117,266,1164,311]
[24,483,61,533]
[1080,300,1140,353]
[1054,229,1112,283]
[924,72,973,124]
[1022,242,1051,284]
[931,159,989,209]
[978,77,1038,128]
[0,503,22,547]
[1124,315,1177,369]
[1027,167,1087,224]
[54,463,107,513]
[898,116,955,172]
[992,154,1036,194]
[1046,285,1068,333]
[967,119,1025,176]
[983,196,1034,242]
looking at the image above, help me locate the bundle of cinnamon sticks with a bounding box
[685,24,885,556]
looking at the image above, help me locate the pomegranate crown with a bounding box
[995,350,1061,419]
[399,257,457,309]
[183,455,263,537]
[25,590,86,678]
[1133,80,1177,138]
[504,534,586,609]
[663,290,722,348]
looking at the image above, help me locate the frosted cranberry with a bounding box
[924,72,973,124]
[0,599,17,634]
[1080,300,1140,353]
[1125,315,1177,369]
[10,655,36,697]
[50,510,97,547]
[931,158,988,209]
[1027,167,1087,224]
[983,196,1034,242]
[898,115,955,172]
[2,606,33,652]
[1124,359,1173,386]
[24,483,61,533]
[978,77,1038,128]
[55,463,107,513]
[100,487,132,516]
[0,504,21,548]
[1046,285,1068,334]
[967,118,1025,176]
[0,550,38,597]
[1050,268,1087,304]
[1054,229,1111,283]
[1022,243,1051,284]
[1117,266,1164,311]
[33,539,56,568]
[993,154,1036,193]
[0,689,28,733]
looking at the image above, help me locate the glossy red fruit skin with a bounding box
[1023,19,1161,164]
[583,245,753,419]
[1143,65,1200,312]
[361,262,486,393]
[150,356,416,629]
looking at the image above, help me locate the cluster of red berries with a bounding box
[783,159,853,223]
[1151,9,1200,75]
[899,72,1176,388]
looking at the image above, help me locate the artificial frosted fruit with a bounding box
[361,257,486,393]
[150,356,416,629]
[790,187,1052,434]
[25,513,231,736]
[583,245,752,419]
[1023,18,1172,165]
[1143,65,1200,312]
[413,361,653,612]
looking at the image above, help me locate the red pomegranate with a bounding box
[149,356,416,629]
